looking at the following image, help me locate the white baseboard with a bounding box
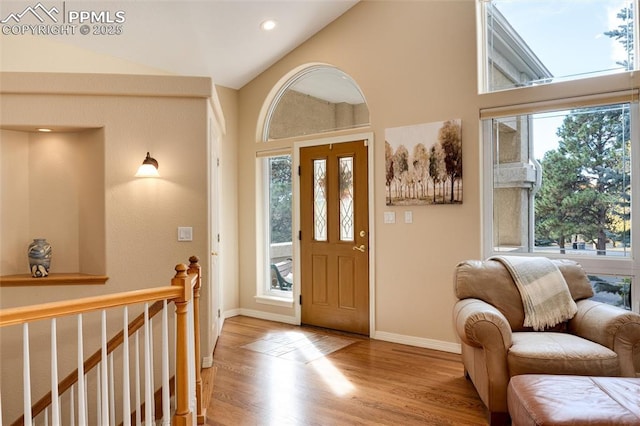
[202,355,213,368]
[373,331,461,354]
[224,308,241,318]
[220,310,460,354]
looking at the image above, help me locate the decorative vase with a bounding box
[28,238,52,278]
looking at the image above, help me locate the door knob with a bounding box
[352,245,366,253]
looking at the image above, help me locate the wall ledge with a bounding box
[0,273,108,286]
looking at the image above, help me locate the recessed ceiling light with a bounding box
[261,19,277,31]
[37,128,52,132]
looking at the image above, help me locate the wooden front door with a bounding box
[300,140,369,335]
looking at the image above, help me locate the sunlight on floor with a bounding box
[310,356,355,396]
[243,330,357,397]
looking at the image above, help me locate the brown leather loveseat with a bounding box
[452,258,640,425]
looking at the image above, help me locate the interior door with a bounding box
[300,140,369,335]
[209,117,221,358]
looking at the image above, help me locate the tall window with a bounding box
[479,0,639,312]
[265,155,293,295]
[483,101,636,311]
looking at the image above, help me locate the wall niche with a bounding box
[0,127,106,283]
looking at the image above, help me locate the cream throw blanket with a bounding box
[490,256,577,331]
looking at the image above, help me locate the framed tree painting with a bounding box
[385,119,462,206]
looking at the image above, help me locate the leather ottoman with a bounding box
[507,374,640,425]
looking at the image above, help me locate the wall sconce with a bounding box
[135,152,160,177]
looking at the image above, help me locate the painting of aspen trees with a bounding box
[385,119,462,206]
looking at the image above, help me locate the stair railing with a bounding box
[0,256,205,426]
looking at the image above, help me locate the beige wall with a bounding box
[237,1,481,345]
[1,72,211,303]
[0,72,212,420]
[215,85,241,313]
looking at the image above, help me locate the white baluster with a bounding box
[101,311,109,425]
[135,331,141,426]
[77,315,86,426]
[161,300,170,426]
[96,365,101,424]
[188,302,196,426]
[84,376,88,425]
[70,385,75,426]
[149,316,154,415]
[109,354,115,426]
[44,406,49,426]
[51,318,60,426]
[122,306,131,426]
[144,304,152,426]
[0,388,3,426]
[23,323,32,426]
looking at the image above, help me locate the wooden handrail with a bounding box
[0,282,195,327]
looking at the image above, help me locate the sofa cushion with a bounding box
[455,259,594,331]
[508,332,620,377]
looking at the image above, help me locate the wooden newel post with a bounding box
[172,263,193,426]
[188,255,206,424]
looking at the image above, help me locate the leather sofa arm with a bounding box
[570,299,640,376]
[453,298,512,350]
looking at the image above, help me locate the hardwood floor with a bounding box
[202,316,487,425]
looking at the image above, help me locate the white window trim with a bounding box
[254,294,294,308]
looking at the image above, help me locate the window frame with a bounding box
[481,87,640,313]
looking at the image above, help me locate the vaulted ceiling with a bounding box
[0,1,359,89]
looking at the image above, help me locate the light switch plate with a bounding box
[384,212,396,224]
[178,226,193,241]
[404,211,413,224]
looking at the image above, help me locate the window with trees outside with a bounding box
[480,0,639,312]
[265,155,293,296]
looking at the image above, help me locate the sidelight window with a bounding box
[264,155,293,295]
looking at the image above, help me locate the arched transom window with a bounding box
[263,65,370,141]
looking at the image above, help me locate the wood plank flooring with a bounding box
[202,316,487,425]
